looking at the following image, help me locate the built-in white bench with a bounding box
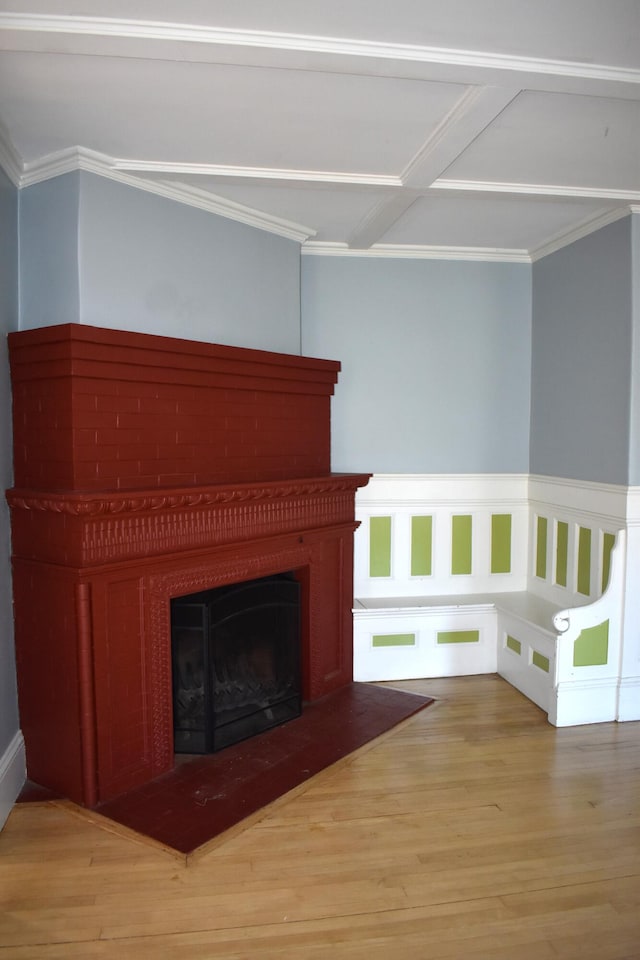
[353,475,627,727]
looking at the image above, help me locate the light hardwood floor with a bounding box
[1,675,639,959]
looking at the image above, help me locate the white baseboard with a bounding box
[0,730,26,830]
[618,677,640,721]
[550,679,619,727]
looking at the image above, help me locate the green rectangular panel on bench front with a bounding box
[451,515,472,575]
[506,635,522,655]
[411,515,432,576]
[536,516,548,580]
[577,526,591,596]
[437,630,479,644]
[491,514,512,574]
[369,516,391,578]
[532,650,550,673]
[555,520,568,587]
[372,634,416,648]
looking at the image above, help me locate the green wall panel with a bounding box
[573,620,609,667]
[506,635,522,655]
[577,526,592,596]
[532,650,550,673]
[491,514,512,574]
[411,515,432,577]
[555,520,568,587]
[372,634,416,648]
[451,515,472,575]
[437,630,480,644]
[536,516,548,579]
[369,516,391,578]
[602,533,615,593]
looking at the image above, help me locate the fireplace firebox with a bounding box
[171,573,302,753]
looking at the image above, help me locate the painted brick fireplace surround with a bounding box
[7,324,369,807]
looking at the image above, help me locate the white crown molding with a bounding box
[17,146,316,242]
[112,159,401,188]
[434,179,640,203]
[302,241,530,263]
[2,13,640,88]
[530,205,632,262]
[0,120,22,187]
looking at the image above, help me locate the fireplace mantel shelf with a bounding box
[7,474,369,516]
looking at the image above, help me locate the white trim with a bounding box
[113,159,401,188]
[18,147,315,243]
[551,678,619,727]
[0,731,26,831]
[618,677,640,721]
[433,179,640,203]
[0,120,22,187]
[528,474,631,526]
[357,473,530,506]
[625,487,640,526]
[530,206,632,262]
[2,13,640,87]
[301,242,531,263]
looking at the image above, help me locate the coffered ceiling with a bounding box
[1,1,639,260]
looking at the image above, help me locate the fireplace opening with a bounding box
[170,572,302,754]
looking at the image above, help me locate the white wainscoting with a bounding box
[353,474,640,725]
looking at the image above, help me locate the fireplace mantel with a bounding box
[7,324,369,807]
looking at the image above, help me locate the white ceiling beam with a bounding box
[347,85,520,248]
[345,191,420,249]
[401,86,521,188]
[2,13,640,100]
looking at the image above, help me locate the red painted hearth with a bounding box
[7,324,369,807]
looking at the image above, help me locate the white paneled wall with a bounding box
[353,474,639,725]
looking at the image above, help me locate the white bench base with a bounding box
[353,591,609,726]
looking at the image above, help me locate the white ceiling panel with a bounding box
[0,50,465,172]
[379,194,622,250]
[4,1,640,68]
[445,91,640,190]
[159,179,394,242]
[1,4,639,258]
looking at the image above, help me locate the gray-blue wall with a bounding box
[19,172,302,355]
[530,217,633,485]
[76,173,301,354]
[301,256,532,474]
[0,164,21,825]
[19,172,81,328]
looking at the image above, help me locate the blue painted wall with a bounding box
[301,256,532,474]
[76,173,301,354]
[19,172,301,355]
[0,164,21,824]
[19,172,81,328]
[530,217,633,485]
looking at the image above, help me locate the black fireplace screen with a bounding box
[170,573,302,753]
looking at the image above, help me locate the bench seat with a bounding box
[354,590,583,633]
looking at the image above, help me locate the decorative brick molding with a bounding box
[8,476,364,566]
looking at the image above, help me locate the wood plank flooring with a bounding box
[1,675,639,959]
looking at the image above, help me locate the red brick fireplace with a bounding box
[7,324,369,808]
